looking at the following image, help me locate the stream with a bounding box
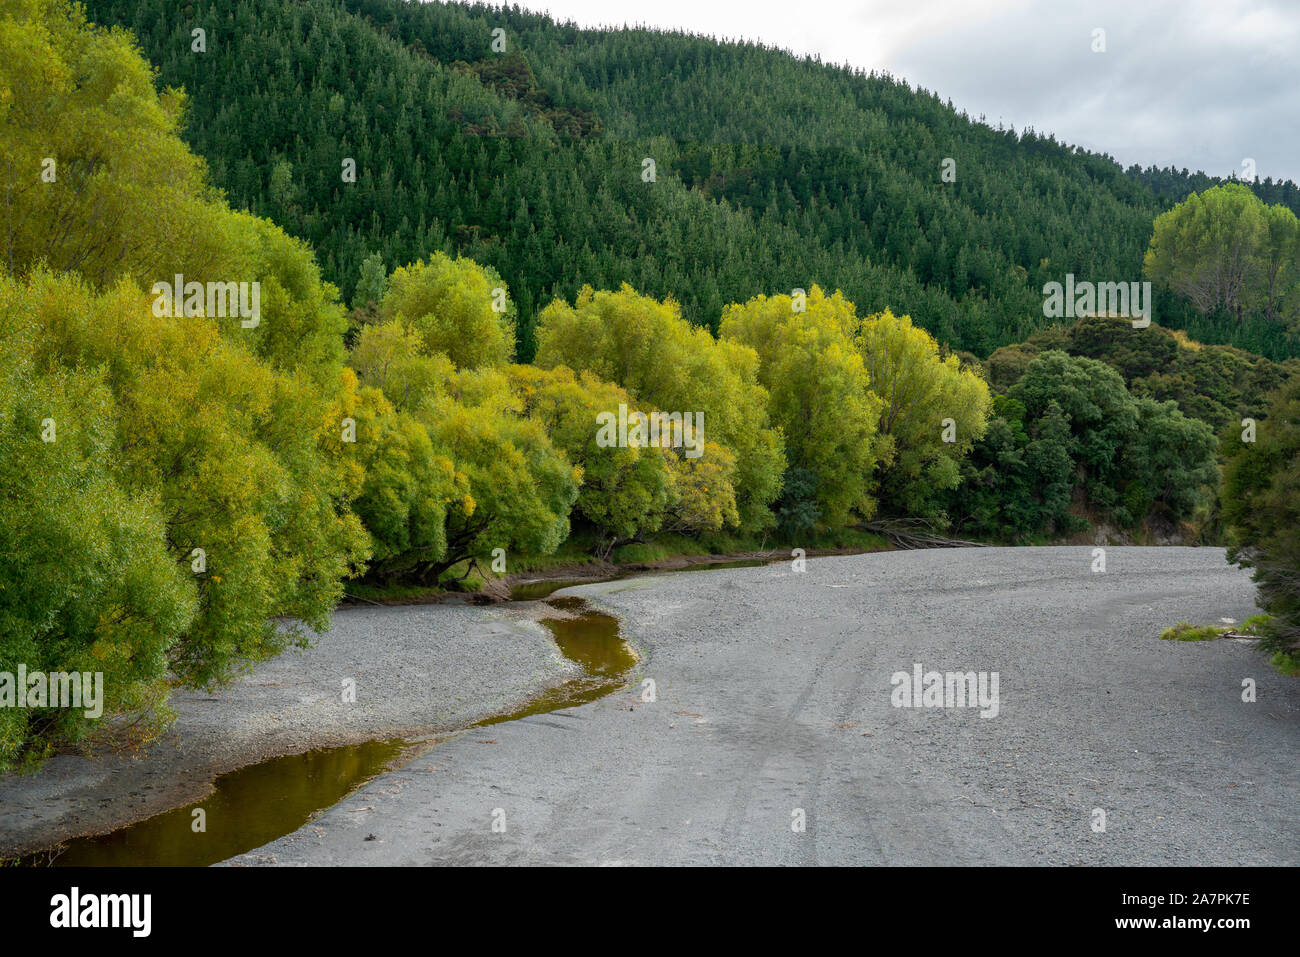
[23,595,630,867]
[24,557,776,866]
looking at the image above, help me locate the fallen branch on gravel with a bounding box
[343,593,385,606]
[856,518,989,550]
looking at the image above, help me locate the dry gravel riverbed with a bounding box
[227,546,1299,866]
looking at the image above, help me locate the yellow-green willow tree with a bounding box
[856,308,992,520]
[422,366,580,582]
[17,271,369,684]
[348,318,580,583]
[720,286,884,529]
[341,368,467,584]
[378,253,517,369]
[0,277,195,769]
[1144,183,1300,327]
[0,0,370,766]
[507,365,675,555]
[0,0,217,283]
[535,284,783,531]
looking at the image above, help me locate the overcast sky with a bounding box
[509,0,1300,184]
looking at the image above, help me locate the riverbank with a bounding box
[0,601,581,860]
[346,537,893,605]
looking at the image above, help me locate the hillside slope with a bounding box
[83,0,1300,359]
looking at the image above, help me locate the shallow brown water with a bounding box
[21,597,630,867]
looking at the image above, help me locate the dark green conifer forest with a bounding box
[82,0,1300,361]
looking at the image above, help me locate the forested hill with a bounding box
[83,0,1300,360]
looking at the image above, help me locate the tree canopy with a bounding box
[1144,183,1300,330]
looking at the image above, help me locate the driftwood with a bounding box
[855,518,989,550]
[342,592,385,606]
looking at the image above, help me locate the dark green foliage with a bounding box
[950,353,1220,539]
[1011,352,1138,512]
[1124,398,1219,523]
[987,315,1300,432]
[775,468,821,539]
[1066,315,1180,380]
[1221,377,1300,665]
[354,251,388,309]
[946,395,1076,541]
[1131,166,1300,218]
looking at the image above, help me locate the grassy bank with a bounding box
[345,527,894,605]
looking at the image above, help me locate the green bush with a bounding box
[1222,377,1300,666]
